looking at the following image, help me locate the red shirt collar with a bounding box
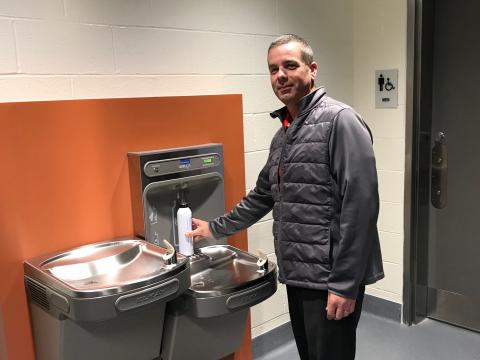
[283,111,292,129]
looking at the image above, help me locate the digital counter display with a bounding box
[179,158,191,169]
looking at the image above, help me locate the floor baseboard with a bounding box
[252,322,294,359]
[362,293,402,322]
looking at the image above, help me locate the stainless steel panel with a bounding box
[142,172,225,248]
[424,0,480,331]
[24,239,189,298]
[127,144,224,244]
[161,308,249,360]
[127,154,145,239]
[427,288,480,332]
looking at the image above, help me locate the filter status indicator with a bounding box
[201,156,215,166]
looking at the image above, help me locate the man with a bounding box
[187,34,384,360]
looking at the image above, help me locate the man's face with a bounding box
[267,42,317,107]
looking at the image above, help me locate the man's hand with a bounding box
[185,218,213,241]
[326,292,356,320]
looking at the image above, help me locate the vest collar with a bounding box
[270,87,327,121]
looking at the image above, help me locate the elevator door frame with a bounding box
[404,0,480,329]
[404,0,430,326]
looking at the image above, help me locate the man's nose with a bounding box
[278,68,287,81]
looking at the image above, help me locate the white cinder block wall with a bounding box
[353,0,407,305]
[0,0,407,337]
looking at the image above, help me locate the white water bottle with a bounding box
[177,201,193,256]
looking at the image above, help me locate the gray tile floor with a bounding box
[255,312,480,360]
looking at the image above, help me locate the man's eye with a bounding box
[286,64,298,69]
[270,68,278,74]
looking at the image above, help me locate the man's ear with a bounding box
[310,61,318,79]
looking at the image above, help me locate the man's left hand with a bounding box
[326,292,356,320]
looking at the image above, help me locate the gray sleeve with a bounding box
[327,108,380,299]
[209,160,274,238]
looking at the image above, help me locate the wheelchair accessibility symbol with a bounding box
[378,74,395,92]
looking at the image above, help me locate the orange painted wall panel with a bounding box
[0,95,250,360]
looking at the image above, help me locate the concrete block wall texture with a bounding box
[353,0,407,304]
[0,0,407,337]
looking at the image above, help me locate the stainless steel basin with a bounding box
[186,245,277,299]
[45,241,142,282]
[24,239,189,298]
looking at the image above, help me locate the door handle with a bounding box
[431,132,448,209]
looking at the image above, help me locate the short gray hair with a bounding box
[268,34,314,65]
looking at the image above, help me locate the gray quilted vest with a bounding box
[269,88,345,287]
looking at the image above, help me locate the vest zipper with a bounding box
[276,126,290,279]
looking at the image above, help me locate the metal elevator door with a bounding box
[425,0,480,331]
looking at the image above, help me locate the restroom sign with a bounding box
[375,69,398,108]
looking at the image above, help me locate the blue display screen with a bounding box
[179,158,191,166]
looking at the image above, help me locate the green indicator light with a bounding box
[203,157,213,165]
